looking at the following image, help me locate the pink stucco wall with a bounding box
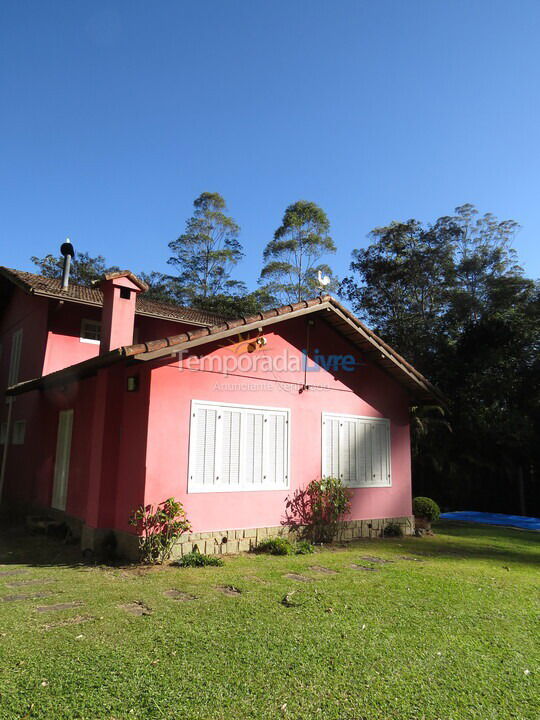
[144,316,412,534]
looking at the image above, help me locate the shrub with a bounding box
[177,550,224,567]
[254,537,293,555]
[294,540,315,555]
[129,498,191,564]
[283,476,353,544]
[413,496,441,522]
[383,522,403,537]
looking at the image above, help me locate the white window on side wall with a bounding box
[322,413,391,488]
[8,329,23,386]
[12,420,26,445]
[188,400,290,493]
[80,319,101,344]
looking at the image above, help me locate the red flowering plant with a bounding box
[283,476,352,544]
[129,498,191,564]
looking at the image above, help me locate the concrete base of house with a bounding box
[3,501,413,561]
[81,515,415,561]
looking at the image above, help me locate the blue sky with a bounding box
[1,0,539,290]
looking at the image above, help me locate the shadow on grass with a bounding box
[398,520,540,567]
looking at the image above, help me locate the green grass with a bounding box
[0,522,538,719]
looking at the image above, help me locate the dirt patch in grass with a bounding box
[163,589,198,601]
[283,573,313,582]
[2,592,54,602]
[36,601,83,613]
[5,578,55,588]
[308,565,338,575]
[43,615,95,631]
[119,601,152,616]
[0,569,27,577]
[216,585,242,596]
[350,564,381,572]
[359,555,394,564]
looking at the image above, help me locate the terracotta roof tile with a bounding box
[0,267,222,326]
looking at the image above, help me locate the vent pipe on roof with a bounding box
[60,238,75,290]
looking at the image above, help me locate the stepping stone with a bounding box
[399,555,424,562]
[163,589,198,601]
[0,569,27,577]
[309,565,338,575]
[283,573,313,583]
[350,564,381,572]
[216,585,242,596]
[119,601,152,616]
[43,615,94,631]
[5,578,55,588]
[36,601,83,613]
[2,592,53,602]
[359,556,393,564]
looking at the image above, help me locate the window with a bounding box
[322,413,391,488]
[8,329,23,386]
[120,287,131,299]
[12,420,26,445]
[188,401,290,493]
[80,319,101,344]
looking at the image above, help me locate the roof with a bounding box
[99,270,149,291]
[6,294,445,405]
[0,267,222,327]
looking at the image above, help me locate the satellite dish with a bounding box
[317,270,331,289]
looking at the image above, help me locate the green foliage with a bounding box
[253,537,293,555]
[284,476,353,543]
[383,522,404,538]
[129,498,191,564]
[294,540,315,554]
[259,200,336,303]
[168,192,245,304]
[176,549,224,567]
[31,251,120,287]
[190,287,276,318]
[413,497,441,522]
[341,203,540,514]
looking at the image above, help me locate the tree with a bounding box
[168,192,245,305]
[259,200,336,304]
[341,204,540,515]
[31,252,120,287]
[138,271,178,304]
[191,288,276,319]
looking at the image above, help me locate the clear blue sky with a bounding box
[1,0,540,289]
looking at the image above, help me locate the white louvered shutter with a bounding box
[191,406,218,487]
[265,413,287,487]
[221,409,242,487]
[8,329,23,386]
[52,409,74,511]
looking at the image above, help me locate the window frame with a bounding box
[8,328,23,386]
[80,319,101,345]
[187,399,291,494]
[12,420,26,445]
[321,412,392,489]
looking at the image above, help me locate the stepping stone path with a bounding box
[5,578,55,588]
[43,615,94,631]
[163,589,198,601]
[309,565,338,575]
[216,585,242,596]
[2,592,54,602]
[399,555,424,562]
[283,573,313,583]
[0,569,27,577]
[359,556,393,564]
[350,564,381,572]
[36,601,83,613]
[119,601,152,616]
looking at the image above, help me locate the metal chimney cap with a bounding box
[60,238,75,258]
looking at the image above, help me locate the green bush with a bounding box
[176,550,224,567]
[283,476,353,543]
[294,540,315,555]
[413,496,441,522]
[129,498,191,565]
[254,537,293,555]
[383,522,403,537]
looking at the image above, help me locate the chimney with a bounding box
[60,238,75,290]
[99,272,147,354]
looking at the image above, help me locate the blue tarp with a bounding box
[440,511,540,532]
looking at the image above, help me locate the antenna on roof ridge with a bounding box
[60,237,75,290]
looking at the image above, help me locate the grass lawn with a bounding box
[0,522,538,720]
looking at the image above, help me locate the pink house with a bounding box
[0,265,441,558]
